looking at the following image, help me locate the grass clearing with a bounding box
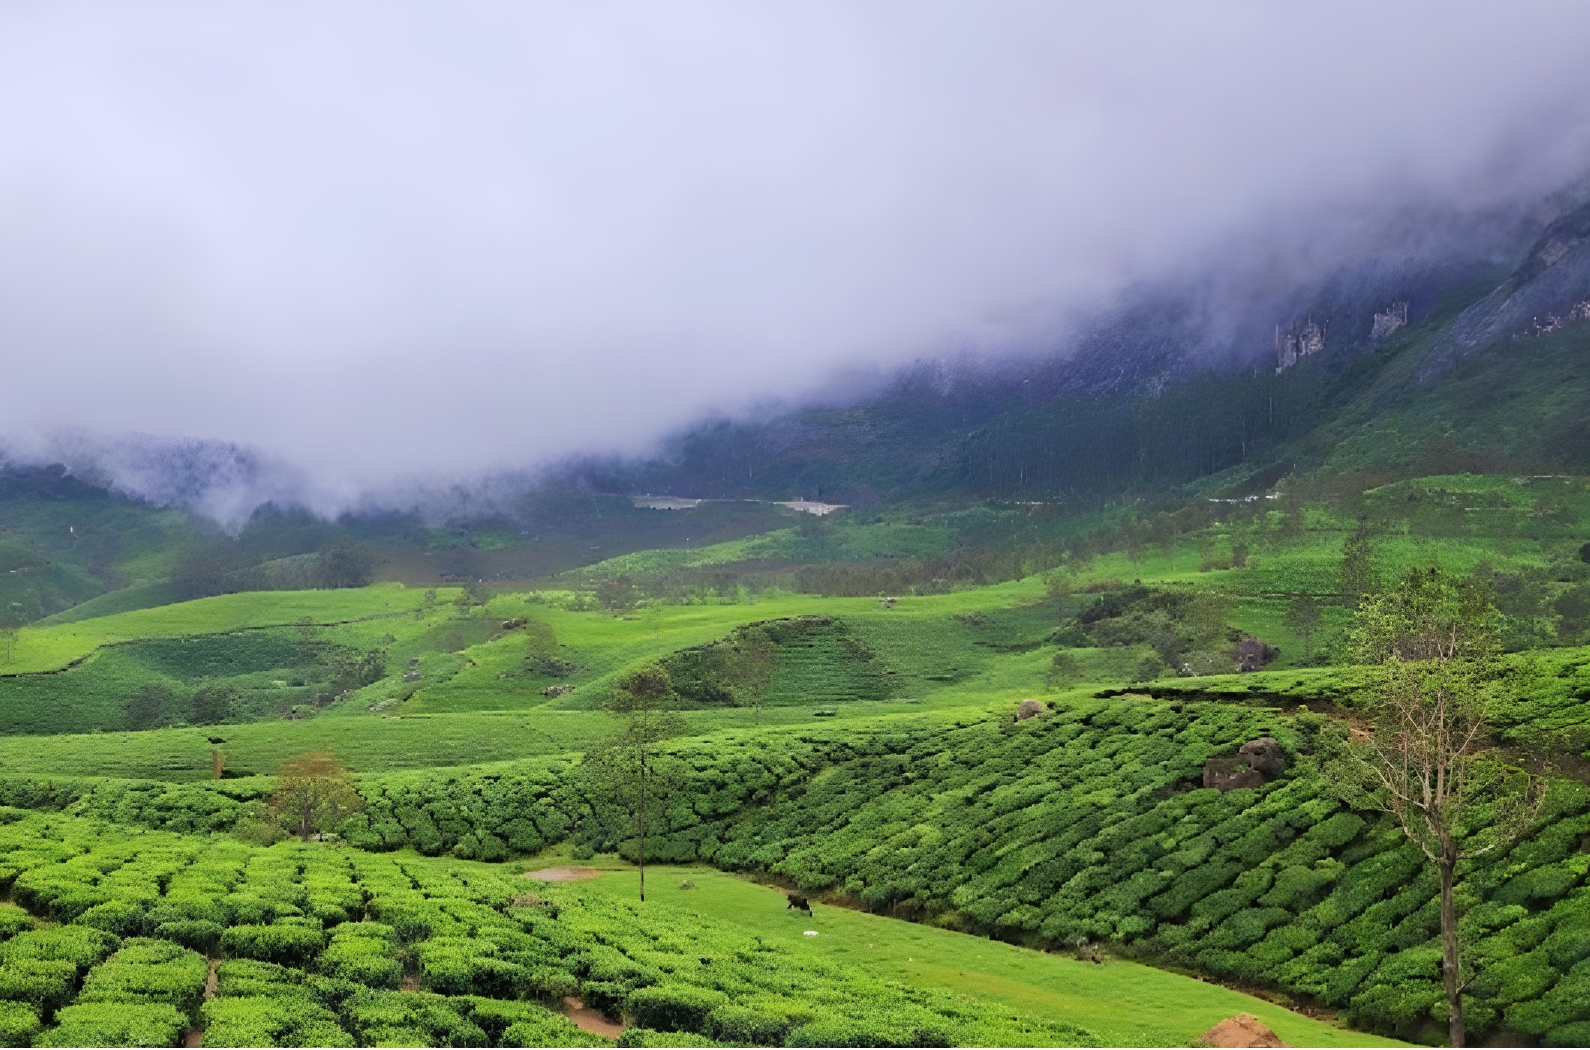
[570,862,1408,1048]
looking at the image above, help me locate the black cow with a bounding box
[786,893,812,915]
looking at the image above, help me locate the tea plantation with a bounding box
[0,470,1589,1045]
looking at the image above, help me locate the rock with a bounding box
[1203,758,1264,791]
[1015,699,1046,721]
[1233,636,1280,672]
[1196,1014,1289,1048]
[1239,737,1287,778]
[501,617,528,630]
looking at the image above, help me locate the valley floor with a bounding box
[558,858,1410,1048]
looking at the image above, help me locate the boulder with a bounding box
[1233,636,1280,672]
[1196,1014,1289,1048]
[1203,757,1264,791]
[1015,699,1046,722]
[501,617,528,630]
[1204,737,1287,790]
[1239,737,1286,778]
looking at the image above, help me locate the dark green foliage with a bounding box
[124,683,174,731]
[317,545,374,589]
[663,617,897,709]
[190,681,238,725]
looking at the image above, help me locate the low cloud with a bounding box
[3,2,1590,505]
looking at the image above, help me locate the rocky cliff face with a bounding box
[1419,198,1590,378]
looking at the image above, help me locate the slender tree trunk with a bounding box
[1439,847,1464,1048]
[637,736,646,903]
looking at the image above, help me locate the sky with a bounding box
[5,1,1590,505]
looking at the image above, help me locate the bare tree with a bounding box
[1334,568,1541,1048]
[722,628,775,726]
[582,666,686,901]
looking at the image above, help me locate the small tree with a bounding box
[0,608,21,663]
[269,752,363,842]
[596,576,639,614]
[1334,568,1541,1048]
[189,682,238,725]
[1286,592,1321,661]
[125,683,173,731]
[317,545,374,589]
[582,666,686,901]
[722,629,775,726]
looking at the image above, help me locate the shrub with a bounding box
[201,995,354,1048]
[0,961,77,1011]
[220,923,325,967]
[320,933,403,989]
[618,1029,730,1048]
[342,989,488,1048]
[0,1002,38,1048]
[155,919,224,955]
[460,997,608,1048]
[74,898,149,938]
[35,1001,188,1048]
[0,926,118,973]
[0,909,32,943]
[627,984,729,1034]
[79,938,209,1017]
[708,1003,789,1045]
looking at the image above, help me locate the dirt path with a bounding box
[562,996,624,1038]
[524,866,603,882]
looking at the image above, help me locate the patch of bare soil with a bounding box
[400,974,422,992]
[1197,1014,1290,1048]
[524,866,603,882]
[562,996,625,1038]
[181,1029,203,1048]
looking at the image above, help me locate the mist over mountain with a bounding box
[6,3,1590,501]
[5,172,1590,525]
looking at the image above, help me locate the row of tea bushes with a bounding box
[329,696,1590,1044]
[0,812,1089,1047]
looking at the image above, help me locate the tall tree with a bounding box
[1286,592,1321,661]
[269,752,363,842]
[582,666,686,901]
[1334,568,1541,1048]
[722,629,775,726]
[1340,515,1376,607]
[0,605,21,663]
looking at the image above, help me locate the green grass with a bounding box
[2,583,433,675]
[561,861,1406,1048]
